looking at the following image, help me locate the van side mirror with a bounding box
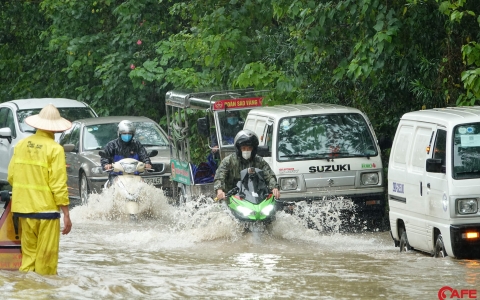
[0,127,12,144]
[257,145,271,157]
[426,158,444,173]
[197,117,210,137]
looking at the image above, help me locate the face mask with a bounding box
[121,134,133,142]
[227,117,238,126]
[242,151,252,160]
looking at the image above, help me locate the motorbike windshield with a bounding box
[277,113,377,161]
[453,123,480,179]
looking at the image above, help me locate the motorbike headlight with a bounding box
[280,177,298,191]
[457,199,478,215]
[361,172,379,185]
[237,206,254,217]
[91,166,104,174]
[121,162,137,173]
[261,204,275,216]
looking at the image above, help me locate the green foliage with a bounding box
[1,0,480,144]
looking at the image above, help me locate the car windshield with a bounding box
[453,123,480,179]
[277,113,377,161]
[83,121,169,150]
[17,107,96,132]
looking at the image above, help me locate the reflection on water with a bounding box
[0,183,479,299]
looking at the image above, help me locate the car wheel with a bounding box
[399,229,412,252]
[80,172,90,205]
[434,234,447,258]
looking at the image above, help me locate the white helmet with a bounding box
[117,120,136,141]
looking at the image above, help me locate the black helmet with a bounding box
[234,129,259,159]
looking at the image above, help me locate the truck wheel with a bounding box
[399,230,412,252]
[434,234,447,258]
[80,172,90,205]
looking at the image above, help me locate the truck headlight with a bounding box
[457,199,478,215]
[361,172,379,185]
[280,177,298,191]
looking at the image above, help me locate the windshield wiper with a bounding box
[142,143,167,147]
[280,154,310,158]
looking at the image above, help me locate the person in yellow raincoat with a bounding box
[7,104,73,275]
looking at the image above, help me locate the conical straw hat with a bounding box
[25,104,72,132]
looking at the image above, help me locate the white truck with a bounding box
[243,103,387,227]
[389,107,480,258]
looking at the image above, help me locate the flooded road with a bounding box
[1,184,479,299]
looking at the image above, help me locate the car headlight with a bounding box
[457,199,478,215]
[91,166,104,174]
[261,204,275,216]
[236,206,254,217]
[280,177,298,190]
[361,172,379,185]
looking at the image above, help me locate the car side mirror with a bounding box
[0,127,12,144]
[426,158,444,173]
[98,150,107,158]
[197,117,210,137]
[63,144,75,153]
[148,150,158,158]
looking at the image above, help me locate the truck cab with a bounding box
[165,89,267,203]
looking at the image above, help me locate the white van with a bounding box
[389,107,480,258]
[243,103,386,226]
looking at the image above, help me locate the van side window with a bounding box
[433,129,447,165]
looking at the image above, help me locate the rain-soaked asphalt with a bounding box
[0,183,479,300]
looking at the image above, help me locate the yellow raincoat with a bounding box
[7,129,70,275]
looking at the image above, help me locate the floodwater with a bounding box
[1,183,479,300]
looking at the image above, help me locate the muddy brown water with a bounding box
[0,184,479,299]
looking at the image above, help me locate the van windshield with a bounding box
[453,123,480,179]
[277,113,377,161]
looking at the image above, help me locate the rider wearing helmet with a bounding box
[101,120,152,173]
[213,129,280,200]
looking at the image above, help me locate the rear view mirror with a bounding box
[148,150,158,158]
[63,144,75,153]
[197,117,210,137]
[257,145,271,157]
[426,158,444,173]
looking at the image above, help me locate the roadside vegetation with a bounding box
[1,0,479,141]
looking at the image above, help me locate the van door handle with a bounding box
[427,183,430,188]
[420,181,422,196]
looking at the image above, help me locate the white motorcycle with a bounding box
[99,150,157,220]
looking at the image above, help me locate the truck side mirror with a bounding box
[197,117,210,137]
[257,145,271,157]
[426,158,444,173]
[378,136,392,150]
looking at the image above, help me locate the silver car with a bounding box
[58,116,172,205]
[0,98,98,188]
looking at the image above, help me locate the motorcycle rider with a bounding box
[101,120,152,181]
[214,129,280,200]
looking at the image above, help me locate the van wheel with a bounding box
[399,230,412,252]
[80,172,90,205]
[434,235,447,258]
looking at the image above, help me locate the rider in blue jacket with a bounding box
[101,120,152,180]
